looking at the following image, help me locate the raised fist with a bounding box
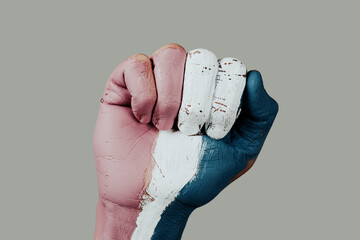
[93,43,278,240]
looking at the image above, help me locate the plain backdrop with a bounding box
[1,0,359,239]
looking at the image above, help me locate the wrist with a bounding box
[145,199,194,240]
[94,198,194,240]
[94,199,139,240]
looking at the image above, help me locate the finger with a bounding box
[205,57,247,139]
[102,54,157,123]
[150,43,187,130]
[232,70,279,154]
[178,49,218,135]
[101,62,131,106]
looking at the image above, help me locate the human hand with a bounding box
[93,43,278,240]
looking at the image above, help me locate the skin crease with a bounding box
[93,44,279,240]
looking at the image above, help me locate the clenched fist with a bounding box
[93,43,278,240]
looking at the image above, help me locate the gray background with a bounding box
[1,0,359,239]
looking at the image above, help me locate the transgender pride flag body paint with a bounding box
[131,131,204,239]
[93,47,252,240]
[131,49,247,239]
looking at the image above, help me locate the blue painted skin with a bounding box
[152,71,279,240]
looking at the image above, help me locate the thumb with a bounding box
[231,70,279,157]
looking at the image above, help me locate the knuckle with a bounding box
[159,43,186,53]
[128,53,151,63]
[152,43,187,62]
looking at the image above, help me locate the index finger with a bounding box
[150,43,187,130]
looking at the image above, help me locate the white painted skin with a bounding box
[132,50,247,239]
[131,131,204,240]
[178,49,218,135]
[205,58,247,139]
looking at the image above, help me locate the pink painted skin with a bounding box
[93,44,275,240]
[93,44,187,240]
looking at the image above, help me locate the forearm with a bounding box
[94,199,194,240]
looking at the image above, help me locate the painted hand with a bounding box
[93,44,278,240]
